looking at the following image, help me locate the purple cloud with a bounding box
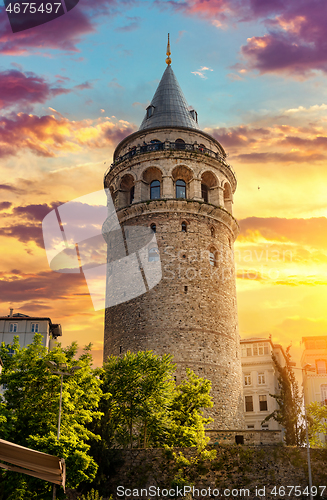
[0,70,70,110]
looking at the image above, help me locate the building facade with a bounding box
[241,337,287,431]
[103,46,244,429]
[0,309,62,351]
[301,335,327,406]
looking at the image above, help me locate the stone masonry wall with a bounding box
[103,200,244,429]
[99,446,327,500]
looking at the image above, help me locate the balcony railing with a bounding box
[104,141,236,178]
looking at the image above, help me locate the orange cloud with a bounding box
[0,113,136,158]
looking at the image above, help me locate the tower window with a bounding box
[146,105,155,119]
[150,223,156,233]
[184,285,188,293]
[209,250,216,267]
[181,221,187,232]
[259,395,268,411]
[150,180,160,200]
[211,227,215,238]
[201,184,208,203]
[148,247,160,262]
[176,179,186,199]
[130,186,135,204]
[175,138,185,150]
[190,110,198,122]
[120,346,122,354]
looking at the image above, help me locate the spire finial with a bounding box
[166,33,171,65]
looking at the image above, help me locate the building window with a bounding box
[9,323,17,333]
[242,342,269,357]
[176,179,186,199]
[201,184,208,203]
[245,396,253,412]
[258,372,265,385]
[317,360,327,374]
[150,224,156,233]
[211,227,215,238]
[130,186,135,204]
[321,384,327,404]
[184,285,188,293]
[8,347,15,358]
[181,221,187,232]
[259,395,268,411]
[31,323,39,333]
[148,247,160,262]
[244,374,251,386]
[247,425,255,429]
[261,424,269,430]
[150,180,160,200]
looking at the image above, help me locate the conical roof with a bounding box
[139,65,200,131]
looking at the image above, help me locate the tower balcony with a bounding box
[105,140,236,180]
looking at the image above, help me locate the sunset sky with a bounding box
[1,0,327,366]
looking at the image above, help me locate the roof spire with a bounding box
[166,33,171,66]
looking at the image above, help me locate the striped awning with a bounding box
[0,439,65,490]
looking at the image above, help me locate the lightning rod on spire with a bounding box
[166,33,171,65]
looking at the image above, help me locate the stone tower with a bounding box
[103,42,244,429]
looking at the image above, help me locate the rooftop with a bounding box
[139,65,200,131]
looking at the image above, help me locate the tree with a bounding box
[90,351,214,494]
[97,351,175,449]
[98,351,213,449]
[0,334,103,500]
[307,401,327,447]
[167,368,213,448]
[263,345,305,445]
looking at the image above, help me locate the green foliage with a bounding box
[263,345,305,446]
[90,351,214,493]
[78,489,104,500]
[307,401,327,447]
[99,351,175,449]
[0,335,103,499]
[96,352,213,451]
[167,368,213,448]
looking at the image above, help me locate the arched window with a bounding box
[176,179,186,198]
[201,184,208,203]
[209,249,216,267]
[150,223,156,233]
[211,227,215,237]
[175,138,185,150]
[150,180,160,199]
[148,247,160,262]
[119,174,134,208]
[130,185,135,204]
[181,222,187,232]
